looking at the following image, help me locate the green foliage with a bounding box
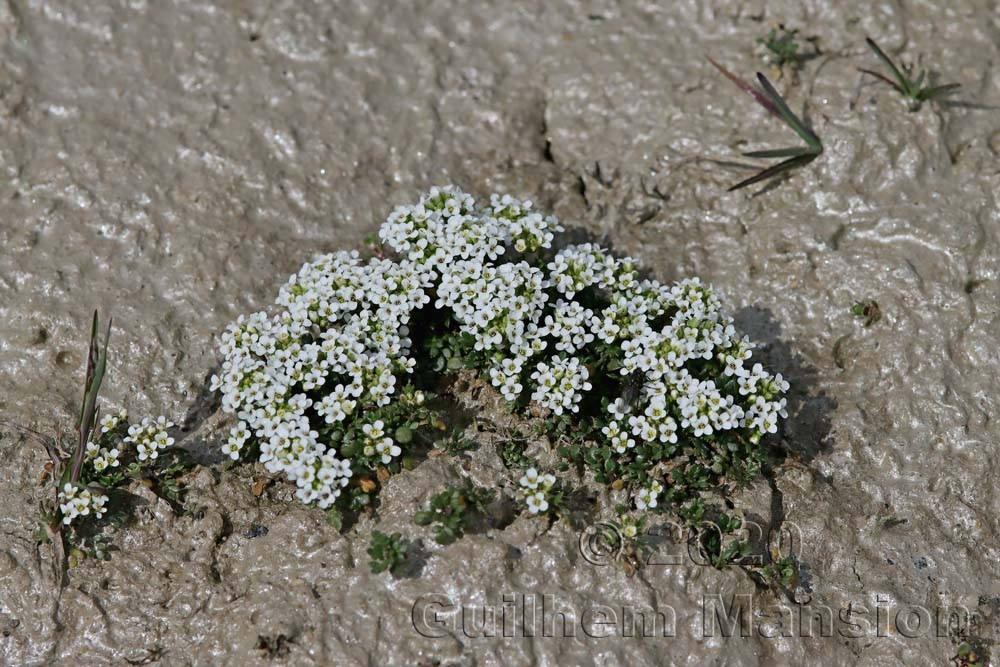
[414,484,494,545]
[699,513,751,569]
[426,330,485,373]
[860,37,960,111]
[677,498,707,524]
[851,299,882,326]
[67,534,113,567]
[325,507,344,532]
[754,555,797,589]
[367,531,409,574]
[346,485,372,512]
[757,25,801,68]
[498,437,536,470]
[149,448,191,509]
[326,384,441,472]
[436,432,478,456]
[953,642,983,667]
[709,59,823,191]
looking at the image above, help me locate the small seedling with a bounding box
[499,439,535,469]
[436,432,477,456]
[952,642,982,667]
[860,37,960,111]
[30,311,112,577]
[699,513,752,569]
[757,25,801,69]
[367,531,409,574]
[851,299,882,326]
[709,59,823,191]
[414,484,493,544]
[71,311,112,487]
[753,555,797,589]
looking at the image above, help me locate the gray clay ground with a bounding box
[1,1,999,666]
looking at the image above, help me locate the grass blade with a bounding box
[743,147,811,159]
[755,74,822,151]
[727,154,816,192]
[708,58,782,119]
[709,60,822,190]
[865,37,911,94]
[919,83,961,101]
[69,311,111,484]
[858,68,906,95]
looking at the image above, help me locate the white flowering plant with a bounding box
[212,186,788,543]
[25,313,187,571]
[517,467,561,515]
[413,483,494,545]
[54,410,185,526]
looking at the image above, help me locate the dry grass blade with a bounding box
[708,58,782,119]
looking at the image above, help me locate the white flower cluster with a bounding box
[100,407,128,433]
[59,483,108,525]
[124,416,175,462]
[56,408,186,527]
[529,356,593,415]
[362,420,401,465]
[634,480,663,511]
[518,467,557,514]
[87,411,127,473]
[213,186,788,513]
[211,249,430,508]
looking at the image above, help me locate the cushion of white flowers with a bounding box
[212,186,788,513]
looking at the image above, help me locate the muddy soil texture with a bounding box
[1,1,999,666]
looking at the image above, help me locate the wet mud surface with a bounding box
[1,1,999,665]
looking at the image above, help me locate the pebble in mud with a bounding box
[246,524,269,539]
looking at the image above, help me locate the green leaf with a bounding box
[865,37,910,93]
[71,311,112,484]
[395,426,414,444]
[918,83,960,101]
[755,73,822,151]
[857,68,906,95]
[743,146,810,159]
[728,153,818,192]
[325,507,343,531]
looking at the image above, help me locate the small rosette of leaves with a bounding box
[414,484,494,544]
[367,531,409,574]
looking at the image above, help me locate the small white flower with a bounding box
[526,491,549,514]
[634,483,661,511]
[375,437,401,464]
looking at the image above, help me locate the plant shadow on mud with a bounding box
[732,306,835,599]
[732,306,835,466]
[177,365,224,464]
